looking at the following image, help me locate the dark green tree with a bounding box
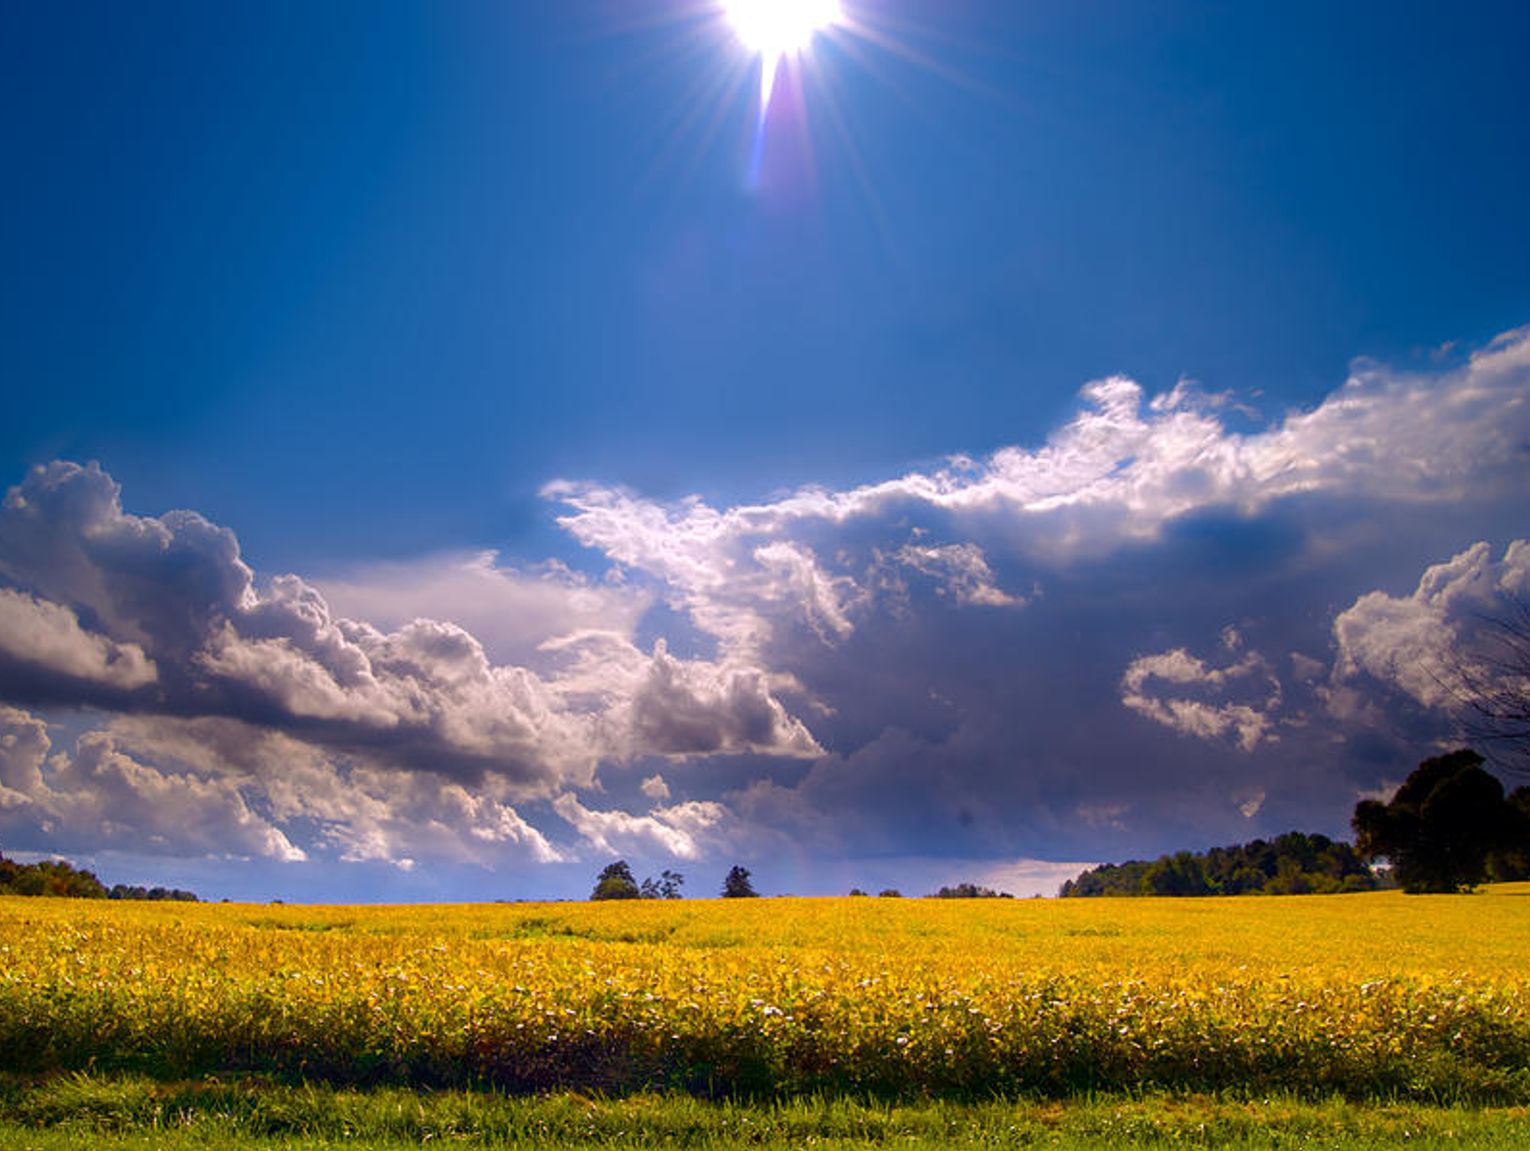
[929,882,1012,899]
[721,865,758,898]
[1143,851,1211,896]
[590,860,641,900]
[1059,832,1378,897]
[640,869,685,899]
[1486,786,1530,881]
[0,852,109,898]
[1352,749,1525,893]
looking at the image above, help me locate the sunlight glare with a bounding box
[724,0,843,116]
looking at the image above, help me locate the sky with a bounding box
[1,0,1528,902]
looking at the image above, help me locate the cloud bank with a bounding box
[2,325,1528,889]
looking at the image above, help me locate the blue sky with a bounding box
[1,1,1528,901]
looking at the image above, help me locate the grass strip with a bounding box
[0,1074,1528,1148]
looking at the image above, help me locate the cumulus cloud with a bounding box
[552,793,727,860]
[0,462,825,869]
[0,708,569,869]
[0,462,819,797]
[1121,629,1284,752]
[0,705,304,861]
[317,551,650,668]
[3,325,1530,885]
[0,588,158,693]
[1333,539,1530,716]
[552,327,1530,581]
[528,328,1530,872]
[894,542,1020,607]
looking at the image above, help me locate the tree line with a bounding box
[0,852,198,901]
[1063,748,1530,898]
[1059,831,1381,898]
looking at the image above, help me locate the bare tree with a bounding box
[1443,594,1530,774]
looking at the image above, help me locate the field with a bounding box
[3,889,1530,1146]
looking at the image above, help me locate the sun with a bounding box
[723,0,844,118]
[723,0,843,60]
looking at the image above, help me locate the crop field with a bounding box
[4,887,1530,1108]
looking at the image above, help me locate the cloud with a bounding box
[1332,539,1530,714]
[0,588,158,693]
[976,858,1104,898]
[552,793,727,860]
[529,327,1530,871]
[317,551,651,668]
[0,707,568,869]
[894,542,1020,607]
[0,705,304,862]
[0,462,820,798]
[1121,629,1284,752]
[3,325,1530,887]
[551,326,1530,583]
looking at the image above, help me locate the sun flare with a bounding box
[724,0,843,58]
[723,0,843,116]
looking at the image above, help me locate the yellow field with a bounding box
[3,888,1529,1098]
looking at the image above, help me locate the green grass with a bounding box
[0,1075,1528,1149]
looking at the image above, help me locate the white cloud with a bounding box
[0,709,567,869]
[552,792,727,860]
[0,706,304,862]
[1234,787,1266,818]
[640,773,671,801]
[317,550,651,668]
[0,704,50,807]
[894,542,1020,607]
[0,589,157,690]
[0,462,821,802]
[1121,632,1283,752]
[1332,539,1530,712]
[976,858,1104,898]
[550,326,1530,627]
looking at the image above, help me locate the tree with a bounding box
[1352,749,1526,893]
[640,869,685,899]
[721,865,758,898]
[929,882,1013,899]
[1444,595,1530,772]
[590,860,640,900]
[0,852,109,898]
[1487,786,1530,881]
[1059,832,1379,897]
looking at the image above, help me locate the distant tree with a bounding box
[590,860,641,901]
[1059,831,1379,897]
[877,889,902,898]
[721,865,758,898]
[1143,852,1210,897]
[109,884,198,901]
[640,869,685,900]
[848,888,868,897]
[1352,749,1526,893]
[0,852,109,898]
[929,882,1013,899]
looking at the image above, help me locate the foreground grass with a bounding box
[1,1075,1528,1149]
